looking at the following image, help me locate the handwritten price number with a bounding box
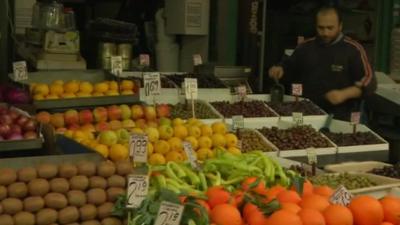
[351,112,361,125]
[292,112,303,125]
[140,54,150,66]
[183,141,199,169]
[292,84,303,96]
[129,134,148,163]
[232,115,244,130]
[184,78,198,100]
[154,201,184,225]
[306,148,317,164]
[329,185,353,206]
[144,73,161,97]
[127,175,149,208]
[111,56,123,76]
[193,54,203,66]
[13,61,28,81]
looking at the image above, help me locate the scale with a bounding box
[197,65,253,94]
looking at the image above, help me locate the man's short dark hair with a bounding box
[316,6,343,24]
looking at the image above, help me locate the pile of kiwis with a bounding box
[0,160,132,225]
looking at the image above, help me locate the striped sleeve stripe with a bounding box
[344,38,373,86]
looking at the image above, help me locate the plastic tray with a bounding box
[238,128,278,156]
[11,70,140,110]
[324,161,392,173]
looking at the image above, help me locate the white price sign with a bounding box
[13,61,28,81]
[193,54,203,66]
[292,83,303,96]
[232,115,244,130]
[111,56,123,76]
[183,141,199,169]
[129,134,148,163]
[127,174,149,208]
[306,148,317,164]
[329,185,353,206]
[144,72,161,97]
[139,54,150,66]
[292,112,304,125]
[351,112,361,124]
[154,201,184,225]
[184,78,198,100]
[236,85,247,98]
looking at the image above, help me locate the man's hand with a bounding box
[268,66,284,80]
[325,89,347,105]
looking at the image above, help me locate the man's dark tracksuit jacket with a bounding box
[281,34,377,121]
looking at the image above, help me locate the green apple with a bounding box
[98,130,118,146]
[159,117,172,126]
[120,104,131,120]
[158,124,174,140]
[115,128,131,144]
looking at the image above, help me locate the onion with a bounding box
[16,115,29,126]
[23,119,37,132]
[0,114,12,125]
[0,124,10,136]
[5,87,31,104]
[9,124,22,135]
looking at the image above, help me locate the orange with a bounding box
[120,80,135,91]
[302,180,314,197]
[33,83,50,95]
[323,205,353,225]
[94,144,109,158]
[267,209,302,225]
[298,208,326,225]
[79,81,94,93]
[277,190,301,204]
[198,136,212,149]
[33,94,45,100]
[109,144,129,161]
[225,133,238,147]
[108,80,119,91]
[211,122,227,134]
[211,133,226,148]
[154,140,170,155]
[168,137,183,151]
[64,80,80,93]
[173,125,188,139]
[300,194,330,212]
[196,148,213,161]
[94,82,109,93]
[247,208,268,225]
[381,223,395,225]
[148,153,166,165]
[206,187,231,208]
[49,83,64,95]
[210,204,242,225]
[241,177,266,193]
[200,124,213,136]
[184,136,199,150]
[105,90,119,96]
[265,185,286,201]
[62,93,76,99]
[165,151,183,162]
[349,195,384,225]
[243,203,258,219]
[380,196,400,225]
[36,111,51,124]
[313,185,334,198]
[281,202,301,214]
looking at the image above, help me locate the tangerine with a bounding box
[267,209,302,225]
[349,195,384,225]
[298,208,326,225]
[323,204,353,225]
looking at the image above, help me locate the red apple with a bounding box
[7,133,23,140]
[93,107,108,122]
[23,119,37,132]
[68,124,80,131]
[0,124,10,136]
[0,106,8,115]
[64,109,79,126]
[135,119,147,129]
[79,109,93,124]
[24,131,38,139]
[144,106,157,121]
[156,104,171,118]
[0,114,12,125]
[16,115,29,126]
[131,105,144,120]
[9,110,19,120]
[9,124,22,135]
[36,111,51,124]
[95,122,110,132]
[107,105,122,121]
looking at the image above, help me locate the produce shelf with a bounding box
[0,138,43,152]
[324,161,391,173]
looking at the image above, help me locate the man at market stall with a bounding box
[268,6,377,121]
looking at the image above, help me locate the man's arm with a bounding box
[325,39,377,105]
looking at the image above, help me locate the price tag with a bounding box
[292,112,303,125]
[13,61,28,81]
[139,54,150,66]
[183,141,199,169]
[329,185,353,206]
[193,54,203,66]
[129,134,148,163]
[184,78,198,100]
[154,201,184,225]
[306,148,317,164]
[292,83,303,96]
[144,72,161,97]
[236,85,247,98]
[111,56,123,76]
[351,112,361,124]
[232,115,244,130]
[126,174,149,208]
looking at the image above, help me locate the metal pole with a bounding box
[258,0,267,93]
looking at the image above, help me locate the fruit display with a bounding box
[166,73,227,88]
[36,103,170,133]
[0,160,128,224]
[170,101,221,119]
[321,131,385,146]
[210,100,276,118]
[0,106,40,141]
[310,173,376,190]
[258,125,333,150]
[266,100,326,116]
[237,129,274,153]
[30,79,138,100]
[370,163,400,179]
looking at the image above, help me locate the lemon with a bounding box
[149,153,166,165]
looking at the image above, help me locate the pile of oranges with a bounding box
[31,79,136,100]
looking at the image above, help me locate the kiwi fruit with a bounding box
[37,164,58,179]
[49,178,70,193]
[97,162,116,178]
[0,185,7,200]
[0,214,14,225]
[13,211,35,225]
[59,164,78,179]
[44,192,68,209]
[77,161,96,177]
[58,206,79,224]
[23,196,44,212]
[107,175,126,188]
[69,175,89,191]
[36,208,58,225]
[97,202,114,219]
[1,197,23,215]
[79,204,97,221]
[101,217,122,225]
[18,167,37,182]
[115,161,132,176]
[0,168,17,185]
[28,178,50,196]
[81,220,101,225]
[89,176,107,189]
[87,188,107,206]
[106,187,125,202]
[8,182,28,199]
[67,190,87,207]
